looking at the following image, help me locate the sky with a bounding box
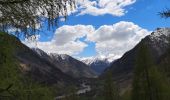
[24,0,170,60]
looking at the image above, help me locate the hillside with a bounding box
[32,48,97,78]
[101,28,170,91]
[0,33,76,85]
[0,32,57,99]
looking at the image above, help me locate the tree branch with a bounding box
[159,8,170,18]
[0,84,13,93]
[0,0,29,5]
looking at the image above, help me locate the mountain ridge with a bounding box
[82,57,113,75]
[32,48,97,78]
[0,33,76,85]
[101,27,170,91]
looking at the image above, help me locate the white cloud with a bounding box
[35,40,87,55]
[75,0,136,16]
[23,25,94,55]
[60,18,66,22]
[53,25,94,46]
[86,21,150,58]
[36,0,136,20]
[24,21,150,59]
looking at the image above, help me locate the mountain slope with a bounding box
[82,57,112,75]
[158,47,170,79]
[32,48,97,78]
[0,33,76,85]
[0,32,57,100]
[49,53,97,78]
[101,28,170,90]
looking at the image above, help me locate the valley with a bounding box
[1,27,170,100]
[1,0,170,100]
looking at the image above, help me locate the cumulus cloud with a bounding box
[53,25,94,46]
[75,0,136,16]
[34,40,87,55]
[24,21,150,58]
[87,21,150,58]
[36,0,136,20]
[23,25,94,55]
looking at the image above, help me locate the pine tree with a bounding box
[103,72,120,100]
[159,38,170,80]
[62,85,79,100]
[131,43,170,100]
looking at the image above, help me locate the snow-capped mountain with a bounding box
[82,57,115,75]
[150,28,170,39]
[50,54,71,61]
[32,48,97,78]
[147,28,170,58]
[32,48,50,59]
[49,53,97,78]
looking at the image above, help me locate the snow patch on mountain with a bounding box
[50,53,70,60]
[150,28,170,43]
[32,48,46,56]
[81,56,116,75]
[32,48,97,78]
[81,56,115,65]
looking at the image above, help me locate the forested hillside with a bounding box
[0,32,55,100]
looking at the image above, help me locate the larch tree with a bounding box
[103,71,120,100]
[62,85,79,100]
[0,0,75,38]
[132,43,170,100]
[159,38,170,80]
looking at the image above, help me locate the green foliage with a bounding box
[61,85,79,100]
[103,72,120,100]
[121,89,131,100]
[159,47,170,81]
[0,32,55,100]
[131,43,170,100]
[0,0,75,38]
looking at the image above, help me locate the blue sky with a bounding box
[24,0,170,59]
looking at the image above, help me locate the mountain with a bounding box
[82,57,113,75]
[101,28,170,91]
[33,48,97,78]
[158,47,170,79]
[0,33,76,85]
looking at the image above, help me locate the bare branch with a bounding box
[0,0,29,5]
[0,0,75,38]
[159,8,170,18]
